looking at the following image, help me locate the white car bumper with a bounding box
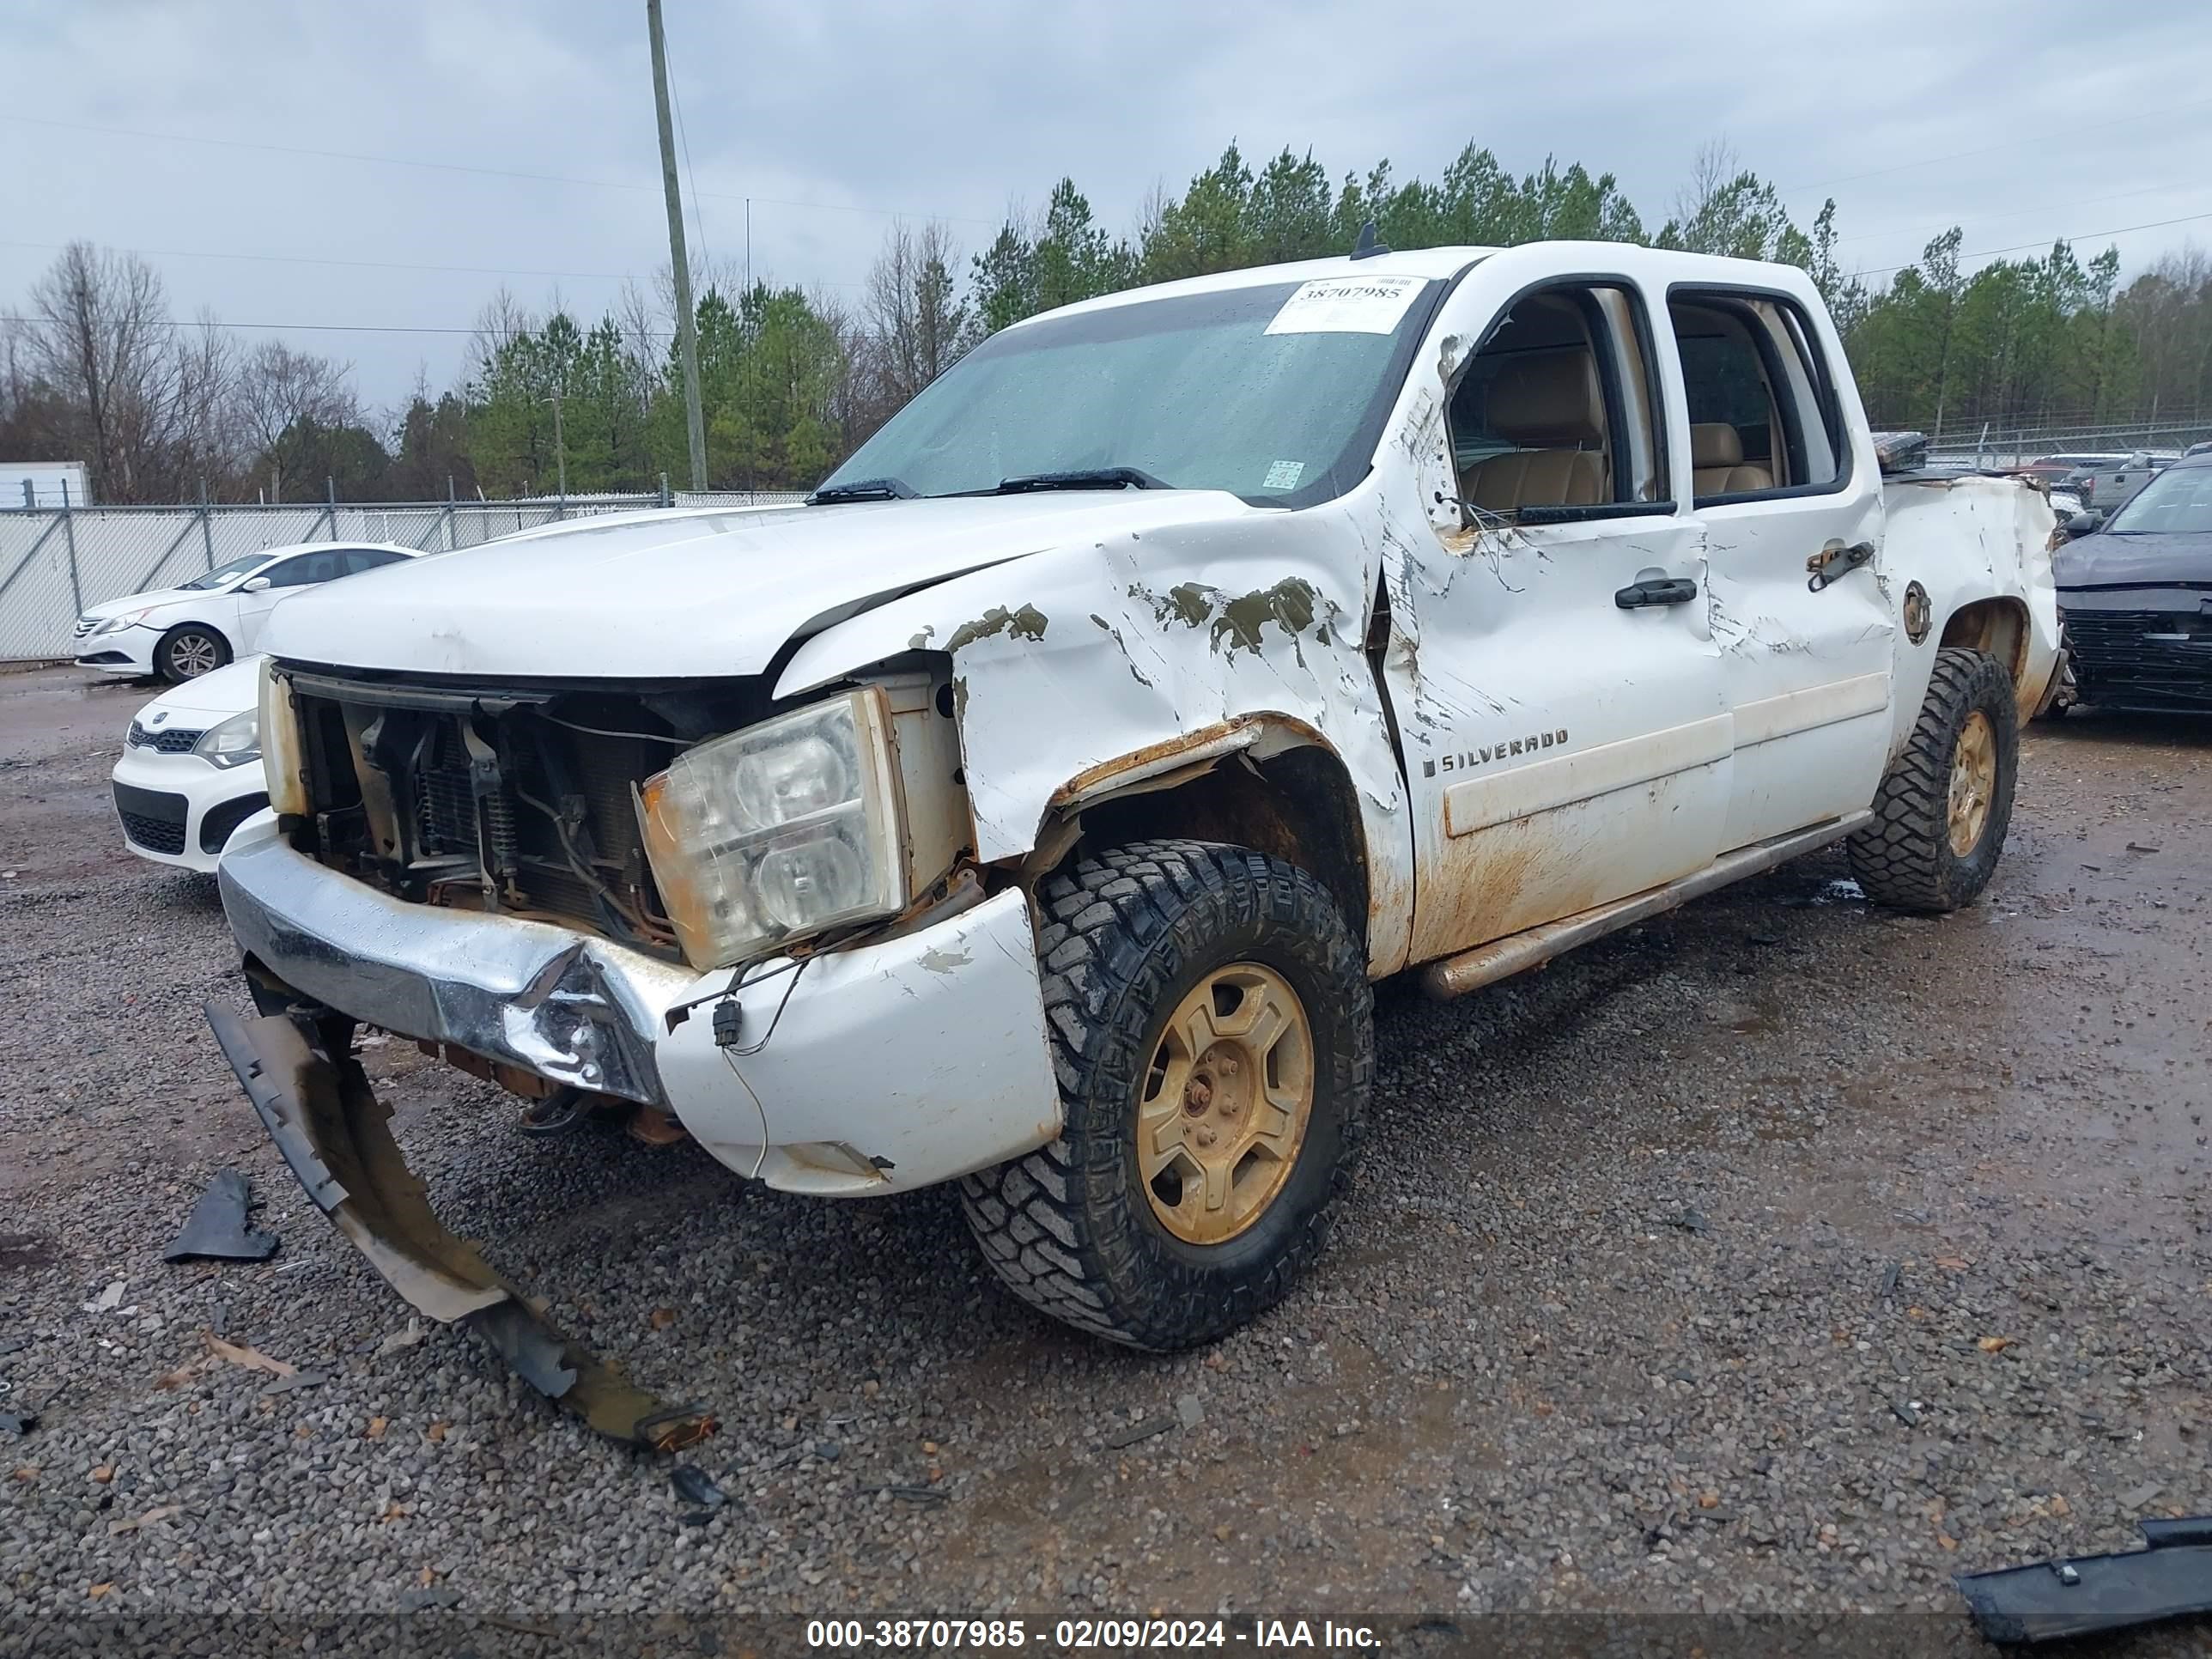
[76,623,161,675]
[213,823,1060,1195]
[111,743,270,873]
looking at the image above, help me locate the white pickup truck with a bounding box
[205,240,2061,1446]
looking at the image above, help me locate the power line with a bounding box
[1832,179,2211,250]
[1782,95,2212,198]
[0,236,634,283]
[669,59,712,276]
[1,312,481,337]
[1855,209,2212,281]
[0,112,994,226]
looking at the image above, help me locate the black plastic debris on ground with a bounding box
[1958,1516,2212,1643]
[163,1170,278,1263]
[672,1463,727,1526]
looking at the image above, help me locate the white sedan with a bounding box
[75,541,420,682]
[111,656,268,872]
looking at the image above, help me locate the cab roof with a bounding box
[1018,246,1499,326]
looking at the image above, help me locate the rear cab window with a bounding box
[1668,290,1849,504]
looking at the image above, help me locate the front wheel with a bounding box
[1848,647,2019,912]
[960,840,1371,1350]
[155,623,231,683]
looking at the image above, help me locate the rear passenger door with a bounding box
[1666,287,1893,850]
[1386,270,1730,964]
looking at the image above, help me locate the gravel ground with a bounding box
[3,663,2210,1650]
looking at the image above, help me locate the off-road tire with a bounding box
[155,623,231,683]
[1848,647,2017,913]
[960,840,1371,1350]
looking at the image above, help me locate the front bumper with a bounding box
[215,822,1061,1194]
[111,746,268,872]
[2059,599,2212,713]
[204,1000,716,1450]
[76,623,159,675]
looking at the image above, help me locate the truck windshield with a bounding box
[816,276,1438,508]
[2105,464,2212,535]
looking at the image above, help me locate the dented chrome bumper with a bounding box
[208,821,1062,1442]
[217,824,692,1108]
[215,820,1062,1195]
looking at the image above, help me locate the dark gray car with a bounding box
[2055,452,2212,713]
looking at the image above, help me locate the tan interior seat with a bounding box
[1691,423,1774,495]
[1458,352,1607,511]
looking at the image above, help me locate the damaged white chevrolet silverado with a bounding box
[205,240,2061,1446]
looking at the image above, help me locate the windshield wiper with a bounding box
[806,476,916,505]
[994,466,1169,495]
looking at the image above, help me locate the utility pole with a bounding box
[545,386,568,507]
[647,0,708,493]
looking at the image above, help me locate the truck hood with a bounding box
[2055,530,2212,592]
[261,491,1261,678]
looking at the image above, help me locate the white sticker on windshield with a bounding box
[1263,459,1306,490]
[1264,275,1425,336]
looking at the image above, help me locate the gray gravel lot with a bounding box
[3,663,2210,1649]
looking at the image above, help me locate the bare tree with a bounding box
[20,242,184,500]
[465,286,536,386]
[1669,139,1740,234]
[235,338,357,501]
[615,278,665,382]
[862,220,969,421]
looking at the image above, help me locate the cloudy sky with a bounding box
[5,0,2209,410]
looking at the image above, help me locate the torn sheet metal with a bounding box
[1881,471,2063,728]
[1958,1517,2212,1644]
[773,501,1417,977]
[162,1170,278,1263]
[204,1000,714,1451]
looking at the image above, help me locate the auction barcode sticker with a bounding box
[1264,274,1426,335]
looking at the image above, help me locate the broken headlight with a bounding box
[637,688,907,969]
[257,659,310,817]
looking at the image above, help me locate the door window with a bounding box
[1669,293,1845,502]
[263,551,343,587]
[339,548,408,575]
[1446,283,1666,517]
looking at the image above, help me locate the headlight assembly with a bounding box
[258,660,309,815]
[637,688,908,969]
[191,708,262,769]
[95,607,155,635]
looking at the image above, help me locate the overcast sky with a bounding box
[5,0,2210,410]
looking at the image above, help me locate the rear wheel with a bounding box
[1848,647,2018,912]
[155,623,230,683]
[960,840,1371,1350]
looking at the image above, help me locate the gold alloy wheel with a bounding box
[1136,963,1316,1245]
[1948,708,1997,857]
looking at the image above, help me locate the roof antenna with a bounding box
[1351,218,1388,260]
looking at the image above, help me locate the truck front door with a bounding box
[1383,269,1730,964]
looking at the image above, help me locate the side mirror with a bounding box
[240,575,271,592]
[2063,514,2100,539]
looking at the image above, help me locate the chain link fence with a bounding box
[0,490,802,662]
[1920,416,2212,468]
